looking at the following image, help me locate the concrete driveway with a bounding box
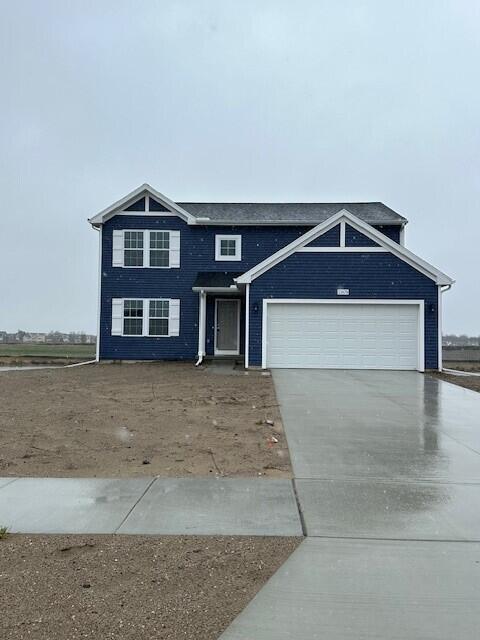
[221,371,480,640]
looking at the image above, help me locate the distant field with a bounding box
[0,343,95,358]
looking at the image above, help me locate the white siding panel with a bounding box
[266,303,419,370]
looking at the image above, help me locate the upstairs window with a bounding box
[215,235,242,261]
[123,299,143,335]
[112,230,180,268]
[150,231,170,267]
[124,231,144,267]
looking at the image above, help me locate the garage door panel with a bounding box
[265,303,420,370]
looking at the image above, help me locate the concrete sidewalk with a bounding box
[0,476,303,536]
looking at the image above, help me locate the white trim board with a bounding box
[236,210,453,286]
[261,299,425,372]
[95,227,102,361]
[215,234,242,261]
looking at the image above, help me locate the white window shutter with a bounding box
[169,299,180,336]
[111,299,123,335]
[112,230,124,267]
[169,231,180,268]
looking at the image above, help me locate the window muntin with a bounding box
[149,299,169,336]
[215,235,241,261]
[149,231,170,267]
[220,238,237,256]
[124,231,144,267]
[123,299,143,335]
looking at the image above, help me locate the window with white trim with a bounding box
[112,298,180,337]
[149,299,169,336]
[149,231,169,267]
[215,235,242,261]
[123,299,143,335]
[124,231,144,267]
[112,230,180,268]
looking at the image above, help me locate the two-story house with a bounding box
[89,184,453,371]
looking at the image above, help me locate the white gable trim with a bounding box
[89,184,196,226]
[235,210,453,286]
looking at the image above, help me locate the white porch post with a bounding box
[198,290,207,358]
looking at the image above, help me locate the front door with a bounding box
[215,299,240,355]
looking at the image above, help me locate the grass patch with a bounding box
[0,526,8,540]
[0,344,95,359]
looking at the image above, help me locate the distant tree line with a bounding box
[443,334,480,347]
[0,330,96,344]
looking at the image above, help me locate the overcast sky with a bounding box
[1,1,479,335]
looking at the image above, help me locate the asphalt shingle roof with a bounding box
[178,202,406,225]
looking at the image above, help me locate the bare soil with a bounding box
[442,361,480,372]
[0,534,301,640]
[0,362,291,477]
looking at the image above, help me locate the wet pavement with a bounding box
[220,370,480,639]
[220,537,480,640]
[0,477,302,536]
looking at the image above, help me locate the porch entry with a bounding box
[214,298,240,355]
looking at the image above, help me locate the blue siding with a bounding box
[99,212,426,366]
[345,224,380,247]
[100,215,308,360]
[375,225,401,243]
[248,252,438,369]
[305,225,340,247]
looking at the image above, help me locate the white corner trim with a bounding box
[245,283,250,368]
[235,210,453,286]
[400,225,406,246]
[261,299,425,372]
[95,227,102,361]
[215,234,242,261]
[88,183,197,226]
[437,285,442,372]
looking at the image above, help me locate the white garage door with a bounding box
[265,302,421,370]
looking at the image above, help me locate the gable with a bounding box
[305,224,340,247]
[345,224,379,247]
[235,210,453,286]
[124,196,170,213]
[125,197,146,211]
[89,184,196,226]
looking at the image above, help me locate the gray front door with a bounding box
[215,299,240,354]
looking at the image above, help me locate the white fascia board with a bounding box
[88,183,197,226]
[236,209,454,286]
[190,219,406,227]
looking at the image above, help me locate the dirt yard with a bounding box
[0,362,291,477]
[0,534,301,640]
